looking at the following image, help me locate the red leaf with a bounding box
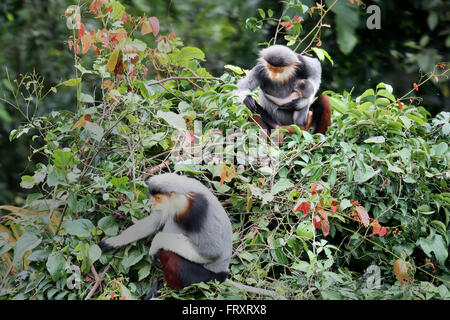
[397,100,403,110]
[292,16,303,24]
[378,227,387,237]
[313,215,322,228]
[280,21,293,31]
[413,83,419,91]
[78,22,85,38]
[317,208,328,222]
[89,0,105,16]
[81,34,93,54]
[321,219,330,236]
[121,12,127,23]
[330,205,337,215]
[355,205,370,227]
[292,201,310,217]
[371,219,381,236]
[149,17,160,36]
[310,182,323,195]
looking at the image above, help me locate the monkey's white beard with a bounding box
[274,64,297,84]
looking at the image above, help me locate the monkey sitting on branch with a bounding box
[237,45,331,135]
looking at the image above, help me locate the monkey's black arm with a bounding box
[243,96,278,129]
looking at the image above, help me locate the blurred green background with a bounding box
[0,0,449,205]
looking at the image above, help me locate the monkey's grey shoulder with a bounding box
[297,54,322,75]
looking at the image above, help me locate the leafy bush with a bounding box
[1,1,449,300]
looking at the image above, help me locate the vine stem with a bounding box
[294,0,339,52]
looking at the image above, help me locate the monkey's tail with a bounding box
[225,279,287,300]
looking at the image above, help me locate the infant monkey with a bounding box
[265,78,315,110]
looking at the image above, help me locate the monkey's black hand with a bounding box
[152,254,162,269]
[98,240,121,253]
[144,279,164,300]
[243,96,258,113]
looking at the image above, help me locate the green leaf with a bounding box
[60,78,81,87]
[292,261,310,272]
[110,1,125,21]
[88,244,102,263]
[364,136,385,144]
[258,8,266,19]
[417,233,448,266]
[138,264,151,281]
[180,47,205,61]
[20,175,35,189]
[13,233,42,269]
[156,110,187,130]
[224,64,244,75]
[53,149,76,169]
[46,252,66,281]
[80,93,95,104]
[329,96,348,114]
[98,216,119,237]
[417,204,435,215]
[84,122,104,142]
[296,221,314,240]
[329,0,359,55]
[431,142,448,156]
[271,178,294,195]
[427,11,438,31]
[62,219,94,239]
[354,164,379,184]
[359,89,375,100]
[122,250,145,269]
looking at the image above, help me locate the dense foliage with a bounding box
[0,0,449,300]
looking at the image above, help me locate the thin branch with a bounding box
[225,279,287,300]
[146,76,224,87]
[84,264,111,300]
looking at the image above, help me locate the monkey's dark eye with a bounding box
[153,194,164,204]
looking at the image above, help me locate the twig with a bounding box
[294,0,339,52]
[140,160,171,180]
[84,264,111,300]
[146,76,224,87]
[225,279,287,300]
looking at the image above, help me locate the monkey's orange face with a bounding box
[265,62,285,79]
[151,193,170,211]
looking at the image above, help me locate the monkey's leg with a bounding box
[292,107,310,127]
[144,279,164,300]
[153,250,228,291]
[99,213,162,251]
[149,232,213,265]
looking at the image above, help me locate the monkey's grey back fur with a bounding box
[147,173,233,274]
